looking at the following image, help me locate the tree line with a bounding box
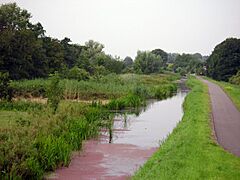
[0,3,212,82]
[0,3,125,80]
[206,38,240,83]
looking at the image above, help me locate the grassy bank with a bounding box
[0,101,110,179]
[133,76,240,179]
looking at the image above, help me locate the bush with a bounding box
[229,70,240,85]
[132,85,150,98]
[46,72,63,113]
[67,66,90,81]
[154,84,177,99]
[93,65,110,78]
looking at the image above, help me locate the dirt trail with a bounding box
[201,78,240,156]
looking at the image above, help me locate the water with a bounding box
[103,91,188,148]
[51,90,188,179]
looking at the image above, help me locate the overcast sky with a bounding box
[1,0,240,58]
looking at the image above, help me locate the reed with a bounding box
[11,73,179,100]
[0,101,110,179]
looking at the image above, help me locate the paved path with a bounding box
[201,78,240,157]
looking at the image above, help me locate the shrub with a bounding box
[67,66,90,81]
[46,72,63,113]
[229,70,240,85]
[132,85,150,98]
[154,84,177,99]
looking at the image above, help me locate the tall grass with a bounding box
[106,94,144,110]
[11,78,49,97]
[0,102,111,179]
[0,100,44,112]
[11,73,179,100]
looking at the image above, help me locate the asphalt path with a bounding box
[201,78,240,157]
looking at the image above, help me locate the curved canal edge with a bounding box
[46,82,188,179]
[132,76,240,180]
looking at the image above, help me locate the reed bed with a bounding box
[11,73,179,100]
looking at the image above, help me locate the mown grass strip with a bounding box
[132,76,240,180]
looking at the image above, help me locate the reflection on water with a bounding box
[103,91,188,148]
[52,86,188,179]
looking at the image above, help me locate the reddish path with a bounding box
[201,78,240,156]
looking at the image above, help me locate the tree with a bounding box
[173,54,202,74]
[0,3,31,32]
[134,51,163,74]
[61,37,82,68]
[175,67,187,76]
[151,49,168,67]
[75,40,106,74]
[167,53,179,63]
[102,55,124,74]
[85,40,104,63]
[0,3,47,79]
[192,53,202,60]
[0,3,126,80]
[207,38,240,81]
[123,56,133,68]
[43,37,65,74]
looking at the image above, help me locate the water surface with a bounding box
[50,90,188,180]
[108,91,187,147]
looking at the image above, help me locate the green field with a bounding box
[133,76,240,179]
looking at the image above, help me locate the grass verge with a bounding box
[132,76,240,179]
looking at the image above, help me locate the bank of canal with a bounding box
[48,90,188,180]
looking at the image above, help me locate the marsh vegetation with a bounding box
[0,73,178,179]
